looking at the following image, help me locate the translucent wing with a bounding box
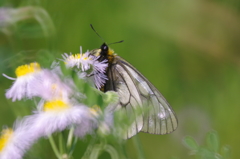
[106,56,178,139]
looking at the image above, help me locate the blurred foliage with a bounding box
[0,0,239,158]
[183,131,231,159]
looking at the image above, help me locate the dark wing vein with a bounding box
[106,56,178,138]
[107,63,144,138]
[118,61,159,134]
[115,69,140,137]
[118,57,178,134]
[117,61,157,133]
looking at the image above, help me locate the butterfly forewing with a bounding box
[105,56,177,138]
[89,44,178,138]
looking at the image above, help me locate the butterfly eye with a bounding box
[103,46,107,50]
[101,43,108,52]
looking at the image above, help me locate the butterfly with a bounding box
[89,42,178,139]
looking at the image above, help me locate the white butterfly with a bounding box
[89,43,178,139]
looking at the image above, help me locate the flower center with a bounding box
[75,54,81,59]
[43,100,70,112]
[67,54,81,61]
[90,105,101,116]
[0,128,13,152]
[15,63,41,77]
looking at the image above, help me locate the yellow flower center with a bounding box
[50,84,65,98]
[0,128,13,152]
[65,53,92,64]
[67,54,81,60]
[90,105,101,116]
[15,63,41,77]
[75,54,81,59]
[83,56,88,60]
[65,54,81,65]
[43,100,70,112]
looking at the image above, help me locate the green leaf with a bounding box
[182,136,199,151]
[198,148,215,159]
[102,91,119,105]
[206,131,219,152]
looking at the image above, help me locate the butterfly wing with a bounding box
[106,56,178,138]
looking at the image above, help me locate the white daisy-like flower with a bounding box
[25,99,98,139]
[90,69,108,90]
[74,105,101,138]
[73,116,98,138]
[62,48,108,90]
[3,62,42,101]
[28,69,75,101]
[4,63,75,102]
[62,51,94,71]
[0,123,35,159]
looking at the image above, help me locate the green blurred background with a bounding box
[0,0,240,158]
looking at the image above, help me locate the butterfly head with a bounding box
[100,43,115,61]
[100,43,109,56]
[89,43,115,63]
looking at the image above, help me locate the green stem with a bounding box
[67,127,74,149]
[103,144,119,159]
[58,132,64,155]
[48,135,62,159]
[133,135,145,159]
[68,137,78,156]
[117,141,128,159]
[81,137,97,159]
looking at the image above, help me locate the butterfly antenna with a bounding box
[90,24,105,42]
[108,40,124,45]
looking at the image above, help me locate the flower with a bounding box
[0,99,100,159]
[62,49,94,71]
[0,123,35,159]
[4,62,77,102]
[74,105,100,138]
[28,68,75,101]
[25,99,98,138]
[62,49,108,89]
[3,62,42,101]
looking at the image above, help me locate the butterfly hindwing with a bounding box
[106,56,178,138]
[105,59,143,138]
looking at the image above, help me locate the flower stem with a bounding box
[67,126,74,149]
[81,137,97,159]
[58,132,64,155]
[68,137,78,156]
[48,135,62,159]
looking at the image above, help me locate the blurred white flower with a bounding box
[25,99,98,138]
[3,62,42,101]
[28,69,74,101]
[62,49,108,89]
[0,123,35,159]
[3,63,76,102]
[0,99,102,159]
[74,105,101,138]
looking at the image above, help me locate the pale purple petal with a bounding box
[0,121,36,159]
[24,105,96,139]
[5,71,42,101]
